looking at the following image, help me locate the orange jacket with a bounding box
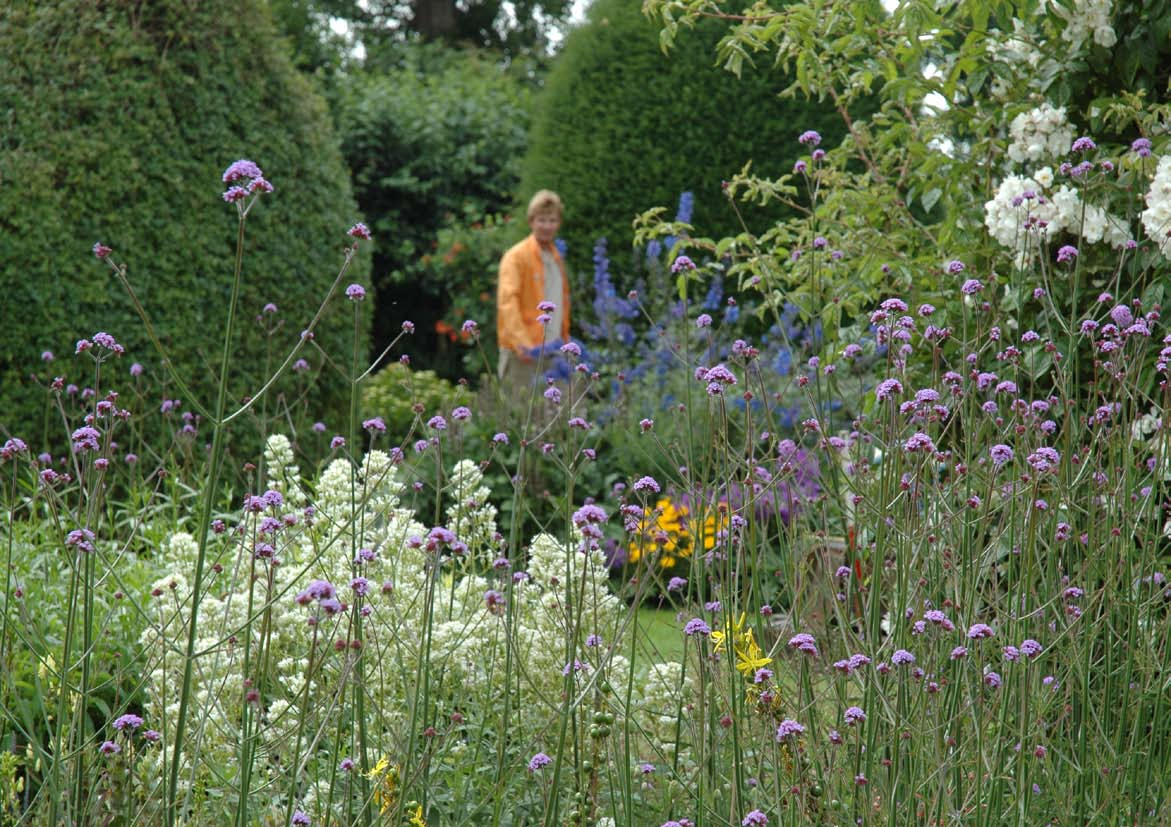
[496,234,571,353]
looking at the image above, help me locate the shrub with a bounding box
[0,0,369,455]
[417,210,522,378]
[518,0,866,273]
[335,43,531,377]
[360,361,472,442]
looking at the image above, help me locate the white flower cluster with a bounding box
[136,436,684,822]
[984,169,1129,265]
[986,20,1048,100]
[1141,156,1171,256]
[1007,104,1073,165]
[1052,0,1117,50]
[263,434,305,507]
[444,459,499,560]
[989,19,1043,71]
[1130,406,1169,481]
[636,661,694,765]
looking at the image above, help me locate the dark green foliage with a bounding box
[270,0,573,62]
[421,211,522,377]
[518,0,857,273]
[0,0,369,453]
[1061,0,1171,133]
[336,44,530,375]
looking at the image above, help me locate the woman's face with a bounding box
[529,210,561,244]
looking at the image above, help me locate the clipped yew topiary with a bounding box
[519,0,861,272]
[0,0,370,452]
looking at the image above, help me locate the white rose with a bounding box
[1093,26,1117,48]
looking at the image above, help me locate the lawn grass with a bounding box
[633,606,686,668]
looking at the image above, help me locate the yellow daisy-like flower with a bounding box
[628,498,734,569]
[710,613,773,677]
[409,804,427,827]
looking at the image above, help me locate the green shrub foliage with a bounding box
[360,361,471,441]
[335,44,531,375]
[0,0,369,452]
[518,0,860,272]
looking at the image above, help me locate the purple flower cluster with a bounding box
[221,159,272,203]
[787,632,819,656]
[295,579,344,617]
[775,719,805,741]
[843,706,866,726]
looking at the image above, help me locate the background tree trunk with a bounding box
[412,0,457,39]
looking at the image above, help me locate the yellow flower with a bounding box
[628,497,694,567]
[697,502,730,551]
[710,613,772,677]
[366,755,399,815]
[409,804,427,827]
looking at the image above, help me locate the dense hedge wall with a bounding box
[518,0,862,273]
[0,0,369,453]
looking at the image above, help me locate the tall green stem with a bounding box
[165,211,247,827]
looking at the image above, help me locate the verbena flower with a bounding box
[967,623,995,639]
[742,810,768,827]
[775,719,805,741]
[787,633,819,656]
[1020,639,1043,658]
[222,159,262,183]
[71,426,101,453]
[112,713,143,731]
[903,432,935,453]
[891,649,915,666]
[362,417,386,433]
[990,444,1014,465]
[632,476,660,494]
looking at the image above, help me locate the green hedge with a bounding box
[518,0,862,272]
[0,0,369,453]
[335,44,531,376]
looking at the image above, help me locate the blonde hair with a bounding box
[526,190,563,221]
